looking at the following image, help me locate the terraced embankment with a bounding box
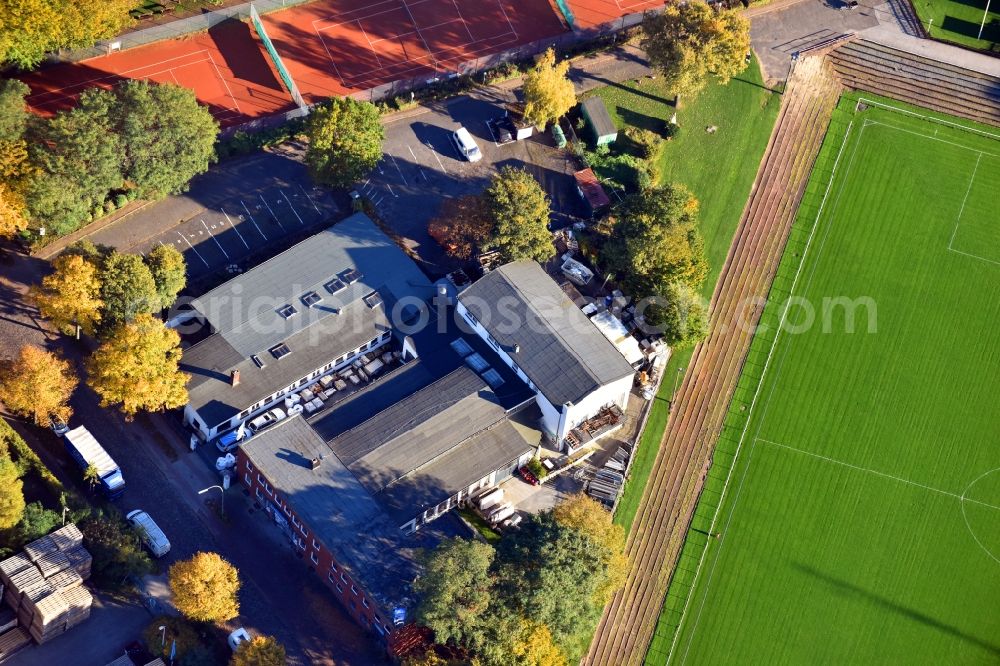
[583,56,843,666]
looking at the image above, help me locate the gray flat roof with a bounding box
[182,213,432,427]
[581,97,617,137]
[459,261,634,407]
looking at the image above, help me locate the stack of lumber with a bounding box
[60,586,92,629]
[0,555,31,607]
[23,536,56,564]
[0,627,29,661]
[63,547,91,580]
[25,591,68,644]
[35,551,70,579]
[49,524,83,553]
[45,568,83,593]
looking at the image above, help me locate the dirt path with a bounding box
[583,56,843,666]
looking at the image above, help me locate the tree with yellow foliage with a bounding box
[31,254,104,337]
[86,314,188,419]
[510,620,567,666]
[551,494,628,604]
[642,0,750,99]
[0,184,29,239]
[0,456,25,530]
[231,635,287,666]
[522,48,576,130]
[0,345,77,427]
[169,552,240,623]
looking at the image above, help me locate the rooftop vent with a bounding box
[363,292,383,309]
[230,370,241,387]
[340,268,362,284]
[324,278,346,294]
[301,291,322,308]
[270,343,291,360]
[277,304,297,319]
[310,458,321,470]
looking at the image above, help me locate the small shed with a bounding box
[574,168,611,215]
[580,97,618,146]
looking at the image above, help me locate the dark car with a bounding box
[491,117,516,145]
[519,466,539,486]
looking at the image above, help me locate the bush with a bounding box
[623,126,664,159]
[81,510,154,589]
[663,122,680,140]
[143,617,204,663]
[114,194,128,208]
[91,204,105,220]
[103,200,117,215]
[526,457,547,479]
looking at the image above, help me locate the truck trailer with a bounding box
[63,426,125,499]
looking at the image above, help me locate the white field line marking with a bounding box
[407,145,429,180]
[388,153,408,185]
[947,247,1000,267]
[280,190,306,225]
[399,0,439,70]
[672,120,858,664]
[258,194,285,231]
[299,184,322,215]
[177,231,210,268]
[857,97,1000,141]
[867,120,997,158]
[201,220,229,259]
[961,467,1000,565]
[948,152,982,249]
[314,22,349,86]
[758,438,1000,512]
[240,200,268,240]
[222,209,250,249]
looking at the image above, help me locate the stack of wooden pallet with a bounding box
[25,591,69,644]
[48,524,83,553]
[63,547,91,581]
[0,627,29,661]
[59,586,92,629]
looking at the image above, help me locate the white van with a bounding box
[127,509,171,558]
[452,126,482,162]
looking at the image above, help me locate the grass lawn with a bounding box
[666,96,1000,663]
[584,56,781,531]
[457,507,501,545]
[910,0,1000,52]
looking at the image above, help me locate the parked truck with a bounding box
[63,426,125,499]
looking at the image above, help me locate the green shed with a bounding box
[580,97,618,146]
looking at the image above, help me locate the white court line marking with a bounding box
[201,219,229,259]
[758,438,1000,512]
[450,0,476,41]
[947,152,982,250]
[240,200,268,240]
[388,153,408,185]
[358,22,383,67]
[176,231,210,268]
[280,190,306,225]
[425,142,448,175]
[207,52,241,113]
[258,194,285,231]
[221,209,250,249]
[407,145,428,181]
[399,0,439,70]
[299,185,322,215]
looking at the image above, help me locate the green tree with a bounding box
[600,183,708,302]
[645,280,709,349]
[414,537,495,649]
[551,494,627,605]
[0,456,25,530]
[0,80,30,142]
[642,1,750,99]
[231,635,287,666]
[14,501,60,543]
[145,244,187,309]
[105,81,219,198]
[28,97,122,234]
[0,344,78,427]
[482,167,553,263]
[169,551,240,623]
[522,48,576,130]
[82,463,100,490]
[305,98,384,188]
[31,253,104,337]
[87,314,189,418]
[0,0,134,70]
[142,616,203,663]
[97,252,159,334]
[81,510,153,588]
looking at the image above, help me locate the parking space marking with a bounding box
[484,120,499,147]
[299,184,322,215]
[176,231,210,268]
[386,184,398,198]
[388,153,407,185]
[258,194,285,231]
[221,209,250,249]
[425,141,448,175]
[240,200,268,240]
[280,190,306,225]
[201,219,229,259]
[407,145,429,181]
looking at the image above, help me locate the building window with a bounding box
[336,583,344,593]
[300,526,308,538]
[256,474,264,485]
[351,585,358,596]
[330,563,338,574]
[283,505,291,517]
[244,473,251,485]
[340,573,347,584]
[328,572,336,583]
[312,539,320,550]
[264,481,272,495]
[487,334,499,349]
[245,460,251,471]
[362,598,369,609]
[310,552,319,565]
[464,309,478,326]
[239,409,250,418]
[291,515,300,527]
[255,487,263,500]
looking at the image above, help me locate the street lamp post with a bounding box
[198,485,225,518]
[158,624,166,647]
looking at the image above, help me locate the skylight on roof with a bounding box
[363,292,383,309]
[277,304,298,319]
[340,268,362,284]
[270,343,291,360]
[450,338,474,358]
[301,291,322,308]
[465,353,489,372]
[324,278,346,294]
[482,368,504,389]
[251,355,266,369]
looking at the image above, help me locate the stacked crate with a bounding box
[0,627,29,661]
[25,591,68,644]
[59,586,92,629]
[63,548,91,581]
[48,524,83,553]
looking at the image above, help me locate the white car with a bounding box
[451,126,482,162]
[126,509,171,558]
[247,407,286,434]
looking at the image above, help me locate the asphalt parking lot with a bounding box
[84,143,342,286]
[370,91,587,277]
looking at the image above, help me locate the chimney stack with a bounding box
[310,458,321,470]
[230,370,240,387]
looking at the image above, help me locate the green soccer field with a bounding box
[666,96,1000,664]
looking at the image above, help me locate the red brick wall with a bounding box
[236,450,393,640]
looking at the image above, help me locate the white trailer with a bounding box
[476,487,504,512]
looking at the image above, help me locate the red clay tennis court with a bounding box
[19,21,294,128]
[261,0,567,101]
[568,0,663,31]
